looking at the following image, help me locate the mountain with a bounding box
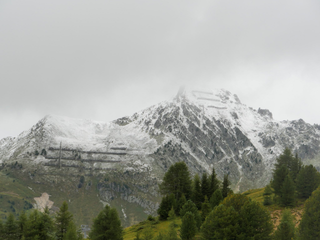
[1,87,320,226]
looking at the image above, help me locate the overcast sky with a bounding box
[1,0,320,139]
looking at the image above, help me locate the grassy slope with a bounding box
[123,187,306,239]
[0,169,104,226]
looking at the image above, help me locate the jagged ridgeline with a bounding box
[1,87,320,227]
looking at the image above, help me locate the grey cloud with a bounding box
[0,0,320,138]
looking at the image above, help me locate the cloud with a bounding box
[0,0,320,138]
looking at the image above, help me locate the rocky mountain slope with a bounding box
[1,87,320,226]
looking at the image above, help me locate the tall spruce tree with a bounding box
[222,174,231,198]
[299,187,320,239]
[4,213,19,240]
[200,204,239,240]
[55,201,74,240]
[208,167,219,198]
[273,209,295,240]
[238,201,273,240]
[180,212,197,240]
[210,189,223,209]
[192,174,202,209]
[180,200,202,230]
[201,196,211,221]
[157,194,176,220]
[272,165,289,198]
[89,204,123,240]
[201,173,210,202]
[159,162,192,200]
[280,174,295,207]
[176,194,186,216]
[296,164,320,199]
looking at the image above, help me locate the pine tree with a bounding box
[89,205,123,240]
[201,196,211,221]
[208,167,219,198]
[167,206,176,221]
[56,202,74,240]
[192,174,202,209]
[222,193,250,213]
[210,189,223,209]
[159,162,192,200]
[157,194,176,220]
[296,164,320,199]
[4,213,19,240]
[176,194,186,216]
[222,174,231,198]
[180,200,202,230]
[63,222,78,240]
[201,173,210,203]
[17,211,27,239]
[290,153,302,182]
[200,204,239,240]
[238,201,273,240]
[273,209,295,240]
[299,187,320,239]
[280,174,295,207]
[180,212,197,240]
[272,165,289,199]
[263,185,273,206]
[40,207,55,240]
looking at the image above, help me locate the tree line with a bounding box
[0,201,123,240]
[264,148,320,207]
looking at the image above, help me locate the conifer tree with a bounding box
[180,212,197,240]
[159,162,192,200]
[201,173,210,202]
[280,174,295,207]
[238,201,273,240]
[157,194,176,220]
[222,174,231,198]
[290,153,302,182]
[210,189,223,209]
[273,209,295,240]
[201,196,211,221]
[263,185,273,206]
[180,200,202,229]
[89,205,123,240]
[272,165,289,198]
[176,194,186,216]
[56,202,74,240]
[299,187,320,239]
[208,167,219,198]
[200,204,239,240]
[40,207,55,240]
[17,211,27,239]
[168,206,176,221]
[4,213,19,240]
[222,193,250,213]
[64,222,78,240]
[296,164,320,199]
[192,174,202,209]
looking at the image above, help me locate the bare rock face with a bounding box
[258,108,273,119]
[34,193,54,212]
[1,87,320,226]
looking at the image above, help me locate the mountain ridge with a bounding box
[1,87,320,226]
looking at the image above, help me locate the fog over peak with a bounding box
[1,0,320,139]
